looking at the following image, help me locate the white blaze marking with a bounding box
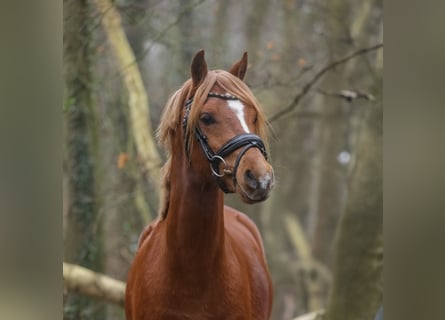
[227,100,250,133]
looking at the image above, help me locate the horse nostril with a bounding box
[244,170,258,189]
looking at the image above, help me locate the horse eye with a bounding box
[200,113,216,126]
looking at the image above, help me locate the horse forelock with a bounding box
[156,70,270,219]
[185,70,270,151]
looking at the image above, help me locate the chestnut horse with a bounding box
[125,50,275,320]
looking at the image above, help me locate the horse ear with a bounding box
[191,49,208,88]
[229,52,248,80]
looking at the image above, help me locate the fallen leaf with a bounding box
[117,153,129,169]
[298,58,306,67]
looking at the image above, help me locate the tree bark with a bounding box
[92,0,162,196]
[309,0,352,268]
[323,101,383,320]
[64,0,104,318]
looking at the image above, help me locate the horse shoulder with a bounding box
[137,218,161,249]
[224,205,273,319]
[127,219,166,320]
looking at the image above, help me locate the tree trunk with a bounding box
[324,101,383,320]
[91,2,158,318]
[309,0,351,269]
[92,0,163,198]
[63,0,104,318]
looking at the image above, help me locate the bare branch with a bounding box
[317,88,375,102]
[137,0,208,60]
[268,43,383,123]
[284,213,331,310]
[63,262,126,306]
[293,310,325,320]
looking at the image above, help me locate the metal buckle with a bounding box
[210,155,231,177]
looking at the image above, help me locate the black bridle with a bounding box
[182,92,268,193]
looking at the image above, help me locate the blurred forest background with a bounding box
[63,0,383,319]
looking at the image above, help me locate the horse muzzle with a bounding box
[236,154,275,203]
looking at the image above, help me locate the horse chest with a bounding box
[136,275,251,319]
[126,219,271,319]
[129,251,264,319]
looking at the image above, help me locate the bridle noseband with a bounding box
[182,92,268,193]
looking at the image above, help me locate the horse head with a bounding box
[184,50,275,203]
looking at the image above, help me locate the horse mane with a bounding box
[156,69,269,219]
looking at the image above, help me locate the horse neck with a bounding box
[164,141,226,269]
